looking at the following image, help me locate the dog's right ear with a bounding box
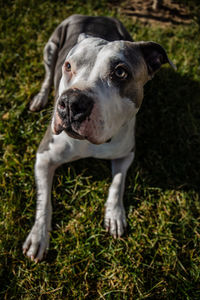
[77,33,92,43]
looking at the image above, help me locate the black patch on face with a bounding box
[109,61,132,86]
[113,44,146,108]
[108,59,142,108]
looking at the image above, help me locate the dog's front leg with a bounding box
[23,152,56,262]
[104,152,134,238]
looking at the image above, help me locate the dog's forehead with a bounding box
[97,40,127,63]
[67,37,108,64]
[67,38,130,69]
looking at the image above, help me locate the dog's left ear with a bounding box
[139,41,176,78]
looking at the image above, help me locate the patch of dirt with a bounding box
[118,0,192,26]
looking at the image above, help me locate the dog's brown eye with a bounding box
[65,62,71,72]
[114,66,128,79]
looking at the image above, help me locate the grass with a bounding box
[0,0,200,299]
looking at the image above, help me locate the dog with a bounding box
[23,15,175,262]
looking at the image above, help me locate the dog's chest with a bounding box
[86,117,136,160]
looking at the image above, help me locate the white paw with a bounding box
[29,92,48,111]
[23,222,50,262]
[104,205,127,238]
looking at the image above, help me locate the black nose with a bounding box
[57,89,94,123]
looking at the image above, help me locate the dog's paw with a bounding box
[23,222,50,263]
[104,205,127,238]
[29,92,48,112]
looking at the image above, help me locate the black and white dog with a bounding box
[23,15,175,262]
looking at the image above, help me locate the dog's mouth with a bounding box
[52,104,110,144]
[52,112,85,140]
[64,126,85,140]
[52,90,97,141]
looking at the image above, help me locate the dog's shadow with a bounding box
[134,68,200,192]
[63,68,200,194]
[49,68,200,267]
[52,67,200,223]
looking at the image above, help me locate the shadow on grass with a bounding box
[135,68,200,192]
[64,68,200,194]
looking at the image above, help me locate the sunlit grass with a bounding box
[0,0,200,298]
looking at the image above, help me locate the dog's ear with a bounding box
[138,41,176,78]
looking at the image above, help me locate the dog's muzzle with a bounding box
[54,89,94,139]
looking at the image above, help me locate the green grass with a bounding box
[1,0,200,299]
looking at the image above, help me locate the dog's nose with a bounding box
[70,95,94,121]
[57,90,94,122]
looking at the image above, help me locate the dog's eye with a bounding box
[114,66,128,80]
[65,62,71,72]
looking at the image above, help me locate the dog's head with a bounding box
[52,35,175,144]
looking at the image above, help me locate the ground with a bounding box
[118,0,192,26]
[0,0,200,299]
